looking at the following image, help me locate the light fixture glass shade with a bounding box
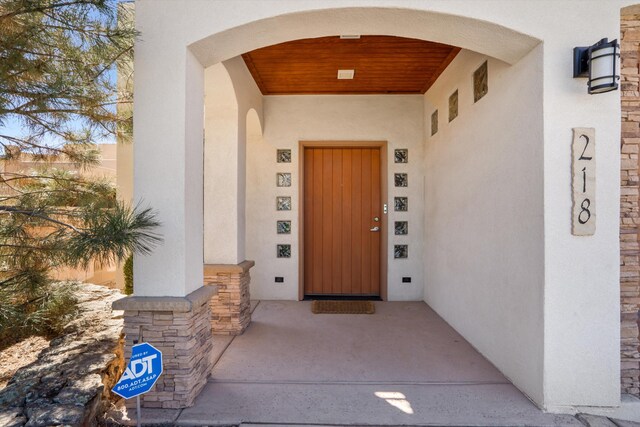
[587,38,620,94]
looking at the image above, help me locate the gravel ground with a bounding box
[0,336,50,390]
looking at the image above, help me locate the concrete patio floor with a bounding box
[107,300,640,426]
[178,301,581,426]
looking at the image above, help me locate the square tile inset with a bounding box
[394,197,408,212]
[276,196,291,211]
[394,173,408,187]
[431,110,438,136]
[395,221,408,235]
[277,220,291,234]
[277,173,291,187]
[277,149,291,163]
[277,244,291,258]
[394,245,408,259]
[474,61,488,103]
[449,90,458,122]
[394,149,408,164]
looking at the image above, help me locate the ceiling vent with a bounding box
[337,69,355,80]
[340,35,361,39]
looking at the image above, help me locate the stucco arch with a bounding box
[188,7,541,68]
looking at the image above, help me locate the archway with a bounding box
[128,2,622,413]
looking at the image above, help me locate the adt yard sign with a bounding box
[113,342,163,399]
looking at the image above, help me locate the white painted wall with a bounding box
[134,0,624,410]
[203,58,263,265]
[424,48,544,405]
[247,95,425,301]
[133,44,204,297]
[542,10,622,413]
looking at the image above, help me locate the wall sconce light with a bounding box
[573,38,620,94]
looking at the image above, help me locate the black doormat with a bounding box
[311,300,375,314]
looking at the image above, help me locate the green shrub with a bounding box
[124,255,133,295]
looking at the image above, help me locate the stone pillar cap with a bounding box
[113,285,218,312]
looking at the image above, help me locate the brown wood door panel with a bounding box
[303,147,381,296]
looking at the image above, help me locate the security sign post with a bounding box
[113,342,163,427]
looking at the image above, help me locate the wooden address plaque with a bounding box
[572,127,595,236]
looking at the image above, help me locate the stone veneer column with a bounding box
[621,12,640,397]
[204,260,254,335]
[112,286,217,408]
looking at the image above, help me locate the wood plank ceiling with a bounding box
[242,36,461,95]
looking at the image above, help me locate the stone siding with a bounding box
[113,286,216,409]
[204,261,254,335]
[621,12,640,397]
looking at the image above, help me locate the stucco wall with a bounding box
[423,48,544,405]
[204,58,263,265]
[247,95,425,301]
[133,0,626,410]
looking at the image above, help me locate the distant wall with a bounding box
[247,95,424,300]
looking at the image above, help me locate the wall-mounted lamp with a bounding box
[573,38,620,94]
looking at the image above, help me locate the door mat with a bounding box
[311,300,375,314]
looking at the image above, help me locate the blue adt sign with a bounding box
[112,342,163,399]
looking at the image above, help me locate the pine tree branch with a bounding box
[0,206,84,234]
[0,0,100,20]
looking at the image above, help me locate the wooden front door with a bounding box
[303,146,382,297]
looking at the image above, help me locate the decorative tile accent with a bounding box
[276,196,291,211]
[394,173,408,187]
[394,197,408,212]
[431,110,438,136]
[449,90,458,122]
[277,244,291,258]
[277,220,291,234]
[394,149,408,164]
[394,245,408,259]
[395,221,408,235]
[277,173,291,187]
[277,149,291,163]
[474,61,488,103]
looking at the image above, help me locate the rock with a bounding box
[53,374,103,406]
[0,284,124,427]
[24,403,85,427]
[0,408,26,427]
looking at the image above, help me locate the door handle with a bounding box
[370,226,380,232]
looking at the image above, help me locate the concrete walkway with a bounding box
[106,301,640,426]
[179,301,579,426]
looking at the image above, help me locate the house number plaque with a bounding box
[572,127,595,235]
